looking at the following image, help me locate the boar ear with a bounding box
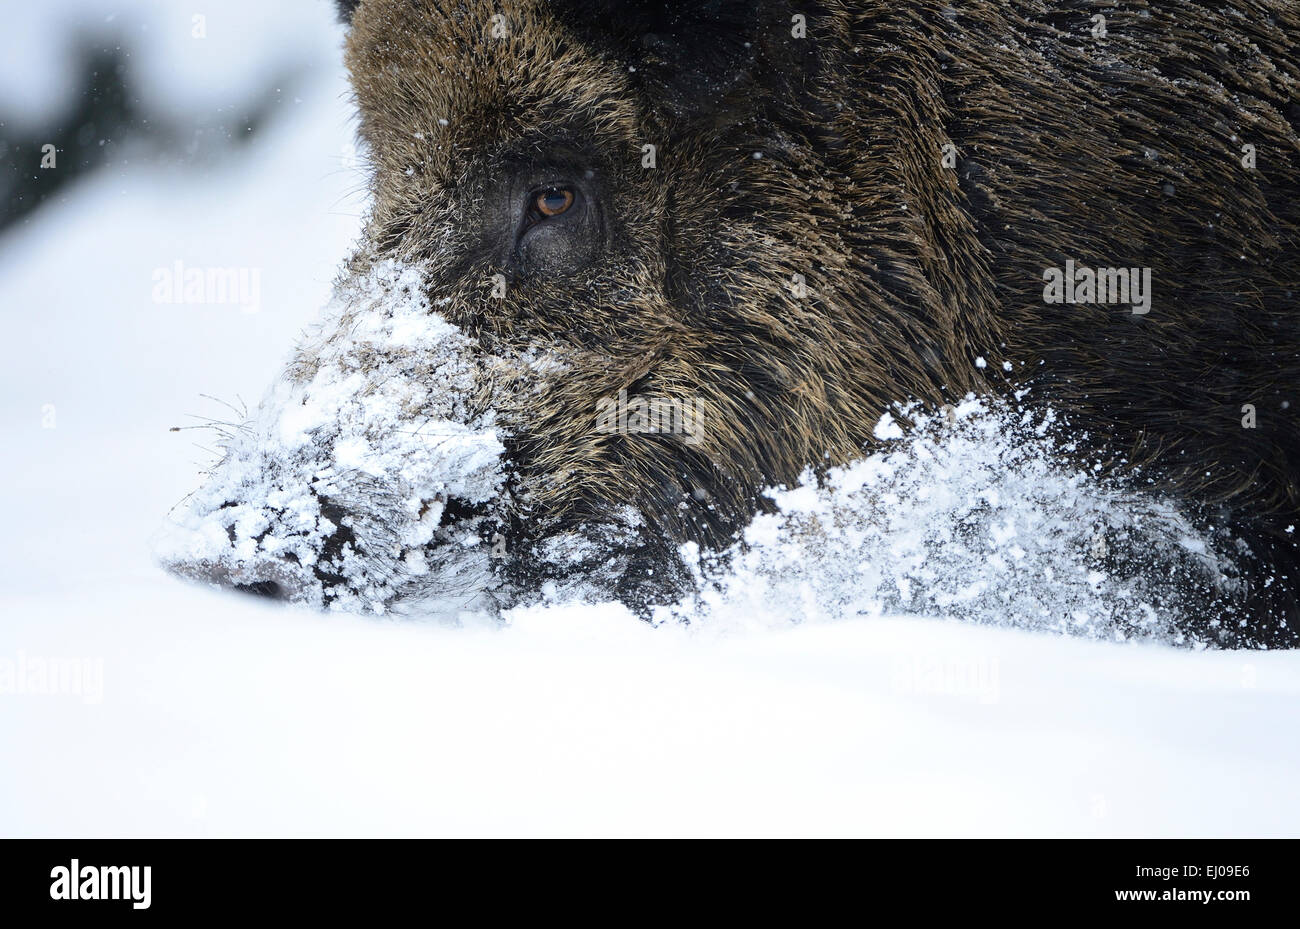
[335,0,361,25]
[551,0,819,127]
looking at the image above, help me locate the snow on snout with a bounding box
[157,262,506,614]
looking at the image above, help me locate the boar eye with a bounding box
[511,176,601,276]
[532,187,575,219]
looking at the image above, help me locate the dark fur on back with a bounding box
[338,0,1300,644]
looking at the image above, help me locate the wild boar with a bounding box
[164,0,1300,645]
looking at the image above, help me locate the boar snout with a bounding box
[159,264,510,615]
[233,580,288,601]
[184,564,296,603]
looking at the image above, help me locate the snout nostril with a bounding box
[233,580,285,601]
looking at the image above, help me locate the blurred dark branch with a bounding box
[0,38,304,235]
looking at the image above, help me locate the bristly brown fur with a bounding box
[341,0,1300,642]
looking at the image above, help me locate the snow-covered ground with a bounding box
[3,1,1299,837]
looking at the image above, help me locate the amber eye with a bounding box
[534,187,574,217]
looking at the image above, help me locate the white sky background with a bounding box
[1,0,1299,837]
